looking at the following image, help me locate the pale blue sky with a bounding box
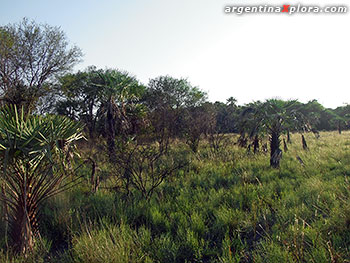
[1,0,349,108]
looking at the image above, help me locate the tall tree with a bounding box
[144,76,207,139]
[183,103,213,152]
[214,98,239,134]
[96,69,146,160]
[0,18,82,112]
[56,66,104,138]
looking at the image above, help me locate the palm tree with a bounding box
[95,69,145,161]
[242,99,300,168]
[0,105,83,255]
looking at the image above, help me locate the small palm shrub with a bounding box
[0,106,83,255]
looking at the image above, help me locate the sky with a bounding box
[1,0,349,108]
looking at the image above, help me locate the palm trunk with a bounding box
[2,185,9,251]
[270,130,282,168]
[19,214,34,255]
[253,135,259,154]
[302,134,308,150]
[12,200,36,255]
[283,138,288,152]
[13,170,39,255]
[287,130,291,143]
[338,120,342,134]
[106,101,116,162]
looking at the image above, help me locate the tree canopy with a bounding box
[0,18,82,112]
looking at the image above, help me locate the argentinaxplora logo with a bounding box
[224,4,348,15]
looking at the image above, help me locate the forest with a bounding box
[0,19,350,263]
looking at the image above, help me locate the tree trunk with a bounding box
[287,130,291,143]
[2,185,9,251]
[12,201,37,255]
[88,158,98,193]
[19,214,34,255]
[106,102,116,162]
[283,138,288,152]
[270,131,282,168]
[253,135,259,154]
[302,134,308,150]
[338,121,342,134]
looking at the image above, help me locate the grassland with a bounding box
[1,131,350,262]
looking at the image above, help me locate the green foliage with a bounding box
[56,67,146,141]
[145,76,206,110]
[240,99,304,167]
[144,75,207,140]
[0,105,84,254]
[0,18,82,113]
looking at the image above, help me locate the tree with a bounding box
[242,99,300,168]
[0,18,82,112]
[145,76,206,110]
[0,105,84,255]
[334,104,350,130]
[56,66,104,138]
[96,69,146,161]
[182,104,213,153]
[237,101,263,150]
[144,76,207,139]
[214,98,239,134]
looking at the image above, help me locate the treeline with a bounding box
[44,66,350,140]
[42,69,350,170]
